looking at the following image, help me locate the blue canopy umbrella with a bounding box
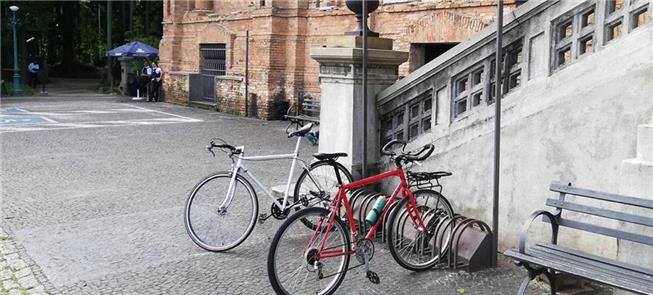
[106,41,158,57]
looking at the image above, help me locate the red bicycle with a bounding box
[267,140,454,295]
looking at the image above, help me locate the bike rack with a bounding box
[430,213,493,272]
[342,172,493,272]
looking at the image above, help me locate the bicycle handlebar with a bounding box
[381,140,406,156]
[381,139,435,167]
[405,144,434,162]
[207,140,239,157]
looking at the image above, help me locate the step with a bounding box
[620,158,653,196]
[188,100,218,111]
[636,124,653,162]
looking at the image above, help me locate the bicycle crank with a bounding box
[270,198,291,219]
[354,239,375,264]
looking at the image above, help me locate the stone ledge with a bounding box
[326,36,393,50]
[215,75,243,81]
[169,71,197,76]
[310,47,408,66]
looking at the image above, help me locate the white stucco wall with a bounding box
[377,1,653,255]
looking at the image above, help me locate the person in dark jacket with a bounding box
[149,62,162,102]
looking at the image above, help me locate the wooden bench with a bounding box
[504,182,653,295]
[284,94,320,128]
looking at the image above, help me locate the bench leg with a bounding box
[544,269,557,295]
[515,262,557,295]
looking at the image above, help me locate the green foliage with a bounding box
[1,1,163,74]
[3,83,35,96]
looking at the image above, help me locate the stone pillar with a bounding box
[118,57,134,96]
[616,124,653,295]
[194,0,212,10]
[310,36,408,178]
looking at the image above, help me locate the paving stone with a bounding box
[18,275,39,289]
[8,288,20,295]
[14,268,31,279]
[0,245,18,255]
[3,279,18,290]
[0,269,13,280]
[7,260,27,271]
[29,285,46,293]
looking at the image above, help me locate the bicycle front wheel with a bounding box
[387,190,453,271]
[184,172,258,252]
[268,207,350,295]
[293,160,353,228]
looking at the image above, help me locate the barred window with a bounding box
[452,64,484,117]
[451,39,523,120]
[200,44,226,76]
[552,4,596,71]
[382,90,433,144]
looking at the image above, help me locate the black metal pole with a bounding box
[492,0,503,268]
[107,0,113,93]
[245,30,249,117]
[362,0,368,178]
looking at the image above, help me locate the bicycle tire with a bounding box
[184,172,258,252]
[387,189,453,271]
[268,207,350,295]
[293,160,353,228]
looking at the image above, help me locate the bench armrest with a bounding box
[518,210,560,254]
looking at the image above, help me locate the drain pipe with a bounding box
[492,0,504,268]
[245,30,249,117]
[362,0,368,178]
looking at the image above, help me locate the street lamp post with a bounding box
[9,5,22,95]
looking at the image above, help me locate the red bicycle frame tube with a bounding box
[313,167,428,259]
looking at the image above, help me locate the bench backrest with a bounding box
[546,182,653,246]
[300,95,320,117]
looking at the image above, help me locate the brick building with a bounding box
[159,0,512,119]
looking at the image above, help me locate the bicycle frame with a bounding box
[313,167,428,259]
[219,136,311,212]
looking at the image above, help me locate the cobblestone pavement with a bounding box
[1,95,576,294]
[0,228,49,295]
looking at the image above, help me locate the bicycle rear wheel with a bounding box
[293,160,352,228]
[387,190,453,271]
[267,207,350,295]
[184,172,258,252]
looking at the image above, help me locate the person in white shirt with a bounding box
[149,62,162,102]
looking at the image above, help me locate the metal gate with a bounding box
[189,44,226,103]
[189,74,216,102]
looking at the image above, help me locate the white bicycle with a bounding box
[184,123,353,252]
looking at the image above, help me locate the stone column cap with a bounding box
[326,36,394,50]
[310,47,408,66]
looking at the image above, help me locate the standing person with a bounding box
[149,62,162,102]
[27,60,40,88]
[141,61,151,98]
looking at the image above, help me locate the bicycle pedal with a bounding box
[258,213,269,224]
[366,271,380,284]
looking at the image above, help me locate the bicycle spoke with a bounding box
[269,208,349,295]
[185,173,257,252]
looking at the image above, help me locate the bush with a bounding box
[2,82,35,96]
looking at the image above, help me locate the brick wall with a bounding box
[165,72,189,105]
[160,0,516,119]
[215,77,246,116]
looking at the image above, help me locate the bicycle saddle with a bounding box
[313,152,348,161]
[288,123,313,138]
